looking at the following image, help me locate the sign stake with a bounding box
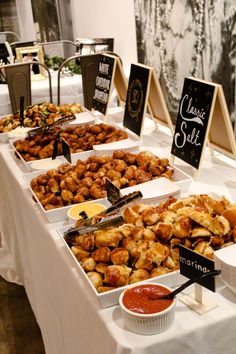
[178,245,219,314]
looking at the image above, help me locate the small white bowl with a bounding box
[214,244,236,294]
[31,158,63,171]
[119,283,176,335]
[67,201,107,223]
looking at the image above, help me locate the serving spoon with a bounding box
[158,269,221,300]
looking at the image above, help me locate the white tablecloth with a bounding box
[0,71,84,115]
[1,110,236,354]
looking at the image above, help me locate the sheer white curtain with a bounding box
[15,0,36,41]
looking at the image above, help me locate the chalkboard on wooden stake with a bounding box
[123,63,173,136]
[106,178,120,204]
[123,63,151,136]
[92,54,127,116]
[171,77,236,175]
[179,245,216,292]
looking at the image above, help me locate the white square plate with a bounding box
[57,224,186,308]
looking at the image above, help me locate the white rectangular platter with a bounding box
[0,109,96,144]
[24,169,181,223]
[57,224,186,308]
[10,123,142,172]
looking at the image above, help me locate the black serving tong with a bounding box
[20,96,24,127]
[28,114,76,137]
[64,190,143,237]
[104,190,143,215]
[65,214,124,237]
[158,269,221,300]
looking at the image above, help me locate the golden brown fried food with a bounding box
[92,246,111,263]
[62,195,236,294]
[75,234,95,251]
[29,151,176,211]
[61,189,74,203]
[81,257,96,272]
[103,265,132,287]
[129,269,150,284]
[95,229,123,248]
[71,246,90,260]
[47,178,60,194]
[111,248,129,265]
[87,272,103,289]
[95,262,108,274]
[89,184,106,200]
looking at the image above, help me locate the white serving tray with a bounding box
[10,122,142,171]
[0,109,95,144]
[24,168,181,223]
[23,149,191,223]
[92,125,142,154]
[57,224,186,308]
[120,177,181,203]
[73,151,192,193]
[13,143,93,173]
[73,110,96,125]
[0,126,30,144]
[171,165,192,192]
[214,244,236,294]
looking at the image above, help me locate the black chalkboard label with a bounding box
[106,178,120,204]
[92,55,115,115]
[171,78,215,169]
[179,245,216,292]
[52,133,71,163]
[62,138,71,163]
[52,132,61,160]
[123,64,150,136]
[20,96,24,127]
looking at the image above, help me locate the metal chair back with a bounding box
[2,61,52,114]
[0,31,20,43]
[38,40,77,59]
[57,53,101,109]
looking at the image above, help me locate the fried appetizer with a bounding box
[29,150,174,210]
[64,194,236,294]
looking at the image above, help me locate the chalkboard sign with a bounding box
[123,64,151,136]
[171,77,216,169]
[106,178,120,204]
[179,245,216,292]
[52,133,71,163]
[92,54,115,115]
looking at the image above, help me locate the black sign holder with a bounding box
[123,63,173,137]
[171,77,236,180]
[106,178,120,204]
[92,53,127,117]
[178,245,219,314]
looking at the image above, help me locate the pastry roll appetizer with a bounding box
[64,194,236,293]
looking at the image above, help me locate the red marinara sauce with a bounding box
[122,284,173,314]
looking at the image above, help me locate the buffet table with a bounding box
[1,109,236,354]
[0,71,84,115]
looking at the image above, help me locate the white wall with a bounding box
[70,0,137,68]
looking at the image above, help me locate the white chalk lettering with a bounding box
[180,94,205,125]
[99,63,109,75]
[174,121,201,148]
[94,89,108,103]
[96,77,110,90]
[179,256,209,273]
